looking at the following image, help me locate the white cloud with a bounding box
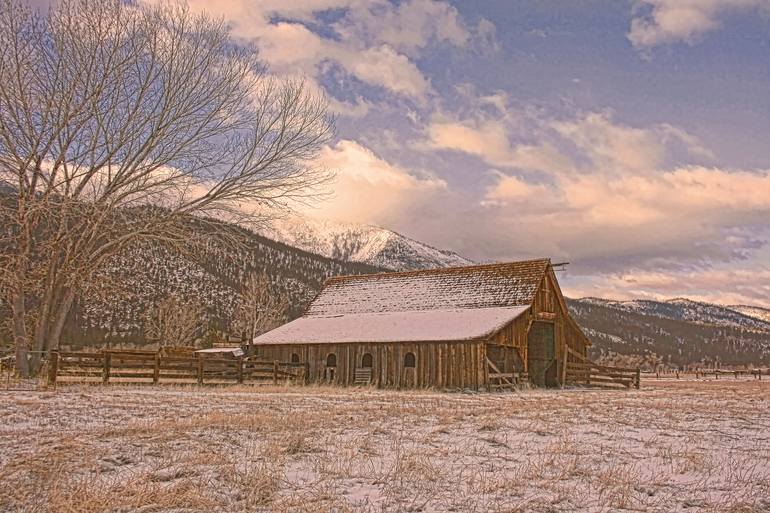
[563,267,770,308]
[415,102,770,289]
[181,0,485,102]
[301,139,447,225]
[332,0,471,57]
[424,115,573,174]
[628,0,768,48]
[347,45,431,98]
[483,171,549,205]
[424,110,707,176]
[552,113,667,174]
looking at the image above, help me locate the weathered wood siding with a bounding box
[487,267,590,386]
[255,341,486,390]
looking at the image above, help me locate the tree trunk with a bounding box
[11,290,30,378]
[47,286,76,354]
[29,274,58,374]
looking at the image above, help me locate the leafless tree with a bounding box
[144,295,205,348]
[233,271,288,344]
[0,0,334,375]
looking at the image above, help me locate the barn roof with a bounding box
[253,259,552,346]
[306,258,551,317]
[251,306,530,345]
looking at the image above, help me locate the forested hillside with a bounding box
[57,221,381,348]
[568,298,770,367]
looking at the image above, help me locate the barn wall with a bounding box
[531,268,590,384]
[254,341,486,390]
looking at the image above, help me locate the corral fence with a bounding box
[644,369,767,380]
[563,347,641,389]
[48,349,307,388]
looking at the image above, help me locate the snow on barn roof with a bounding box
[252,306,530,345]
[252,259,552,345]
[307,258,551,316]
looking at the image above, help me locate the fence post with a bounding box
[102,352,111,384]
[197,356,204,386]
[304,362,310,385]
[48,351,59,389]
[560,348,567,387]
[153,354,160,385]
[273,360,278,385]
[237,357,244,384]
[635,368,641,389]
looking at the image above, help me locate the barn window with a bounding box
[361,353,373,368]
[326,353,337,367]
[290,353,300,364]
[404,352,416,368]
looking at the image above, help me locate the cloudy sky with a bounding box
[29,0,770,306]
[192,0,770,307]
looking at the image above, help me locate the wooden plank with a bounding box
[59,361,104,369]
[59,351,103,358]
[106,354,157,362]
[561,344,568,386]
[60,370,150,379]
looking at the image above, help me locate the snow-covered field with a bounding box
[1,379,768,513]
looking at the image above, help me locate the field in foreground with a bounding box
[1,380,769,513]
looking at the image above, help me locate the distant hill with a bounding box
[729,304,770,324]
[567,297,770,368]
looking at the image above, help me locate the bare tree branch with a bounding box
[233,271,289,344]
[0,0,334,375]
[144,294,205,348]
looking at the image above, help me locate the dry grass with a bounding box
[1,379,769,512]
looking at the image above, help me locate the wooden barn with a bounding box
[251,258,591,389]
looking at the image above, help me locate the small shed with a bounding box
[194,347,245,359]
[251,259,590,389]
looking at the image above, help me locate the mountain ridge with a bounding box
[568,297,770,367]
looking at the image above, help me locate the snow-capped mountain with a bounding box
[260,216,473,271]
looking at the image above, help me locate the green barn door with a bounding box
[528,321,556,387]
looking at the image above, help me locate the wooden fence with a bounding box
[644,369,767,380]
[561,346,640,389]
[565,361,641,389]
[48,350,306,387]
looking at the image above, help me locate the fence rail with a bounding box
[643,369,767,380]
[49,350,306,387]
[565,361,641,389]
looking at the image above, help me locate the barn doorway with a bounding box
[355,352,374,385]
[325,353,337,383]
[528,321,557,387]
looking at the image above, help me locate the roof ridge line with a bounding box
[306,305,532,318]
